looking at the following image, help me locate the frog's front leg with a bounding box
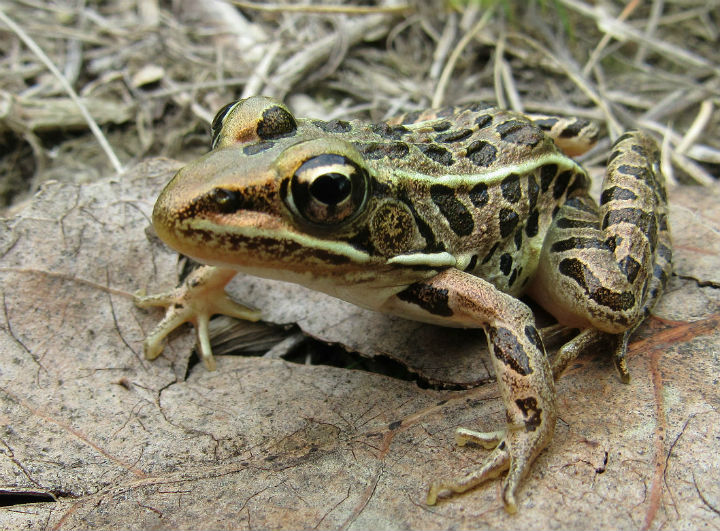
[383,268,556,513]
[135,265,260,370]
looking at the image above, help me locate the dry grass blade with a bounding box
[639,117,718,184]
[494,32,524,113]
[633,0,664,64]
[185,0,267,64]
[263,15,392,99]
[0,94,133,134]
[429,12,457,80]
[686,144,720,165]
[231,1,412,15]
[581,0,640,77]
[559,0,719,73]
[432,7,495,108]
[0,8,123,173]
[676,100,714,155]
[670,152,715,185]
[509,32,624,137]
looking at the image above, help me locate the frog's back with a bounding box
[311,103,562,177]
[304,105,591,296]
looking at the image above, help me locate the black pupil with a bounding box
[309,173,351,204]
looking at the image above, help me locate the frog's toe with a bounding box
[143,336,164,361]
[140,300,194,360]
[135,267,258,367]
[456,427,505,449]
[212,293,262,322]
[426,443,509,506]
[427,416,554,511]
[500,452,524,514]
[134,288,177,309]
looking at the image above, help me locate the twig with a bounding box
[231,1,412,15]
[0,8,123,173]
[498,35,523,112]
[264,15,391,99]
[242,40,282,99]
[582,0,640,77]
[510,32,624,137]
[558,0,719,73]
[670,150,714,186]
[640,117,717,184]
[432,7,495,108]
[429,11,457,80]
[493,32,508,110]
[634,0,664,64]
[675,100,713,155]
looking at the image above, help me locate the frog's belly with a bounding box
[223,259,537,331]
[379,296,484,329]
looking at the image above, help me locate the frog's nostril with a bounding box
[208,188,242,213]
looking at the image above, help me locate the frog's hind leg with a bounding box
[528,131,672,381]
[385,269,557,512]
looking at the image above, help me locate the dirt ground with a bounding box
[0,1,719,529]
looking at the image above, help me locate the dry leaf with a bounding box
[0,159,718,529]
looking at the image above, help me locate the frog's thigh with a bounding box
[528,195,646,334]
[384,268,556,510]
[529,133,669,335]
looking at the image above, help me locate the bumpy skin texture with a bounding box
[136,96,671,513]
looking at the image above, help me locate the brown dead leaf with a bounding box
[0,159,718,529]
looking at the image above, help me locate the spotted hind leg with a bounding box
[384,269,556,512]
[529,131,671,381]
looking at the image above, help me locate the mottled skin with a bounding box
[136,96,671,512]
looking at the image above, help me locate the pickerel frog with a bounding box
[136,96,671,512]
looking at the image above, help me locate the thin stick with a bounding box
[231,1,411,15]
[634,0,664,64]
[432,7,495,108]
[675,100,713,155]
[493,33,508,110]
[0,8,123,173]
[559,0,717,73]
[582,0,640,77]
[510,32,624,137]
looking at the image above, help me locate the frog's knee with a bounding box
[528,270,643,334]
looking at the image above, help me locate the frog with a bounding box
[135,96,671,512]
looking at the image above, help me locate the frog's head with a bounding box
[153,97,429,283]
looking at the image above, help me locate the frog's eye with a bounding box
[211,97,297,150]
[286,154,368,226]
[211,101,240,148]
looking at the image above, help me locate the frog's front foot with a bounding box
[426,417,555,513]
[135,265,260,370]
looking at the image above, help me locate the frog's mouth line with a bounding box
[163,216,369,268]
